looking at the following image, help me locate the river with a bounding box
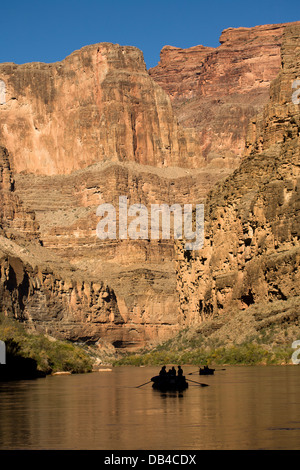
[0,365,299,450]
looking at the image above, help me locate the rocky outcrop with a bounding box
[0,146,39,241]
[13,160,231,347]
[0,43,203,174]
[150,23,299,167]
[0,144,229,348]
[148,45,214,100]
[0,240,130,345]
[175,23,300,326]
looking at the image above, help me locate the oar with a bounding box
[136,380,152,388]
[186,378,209,387]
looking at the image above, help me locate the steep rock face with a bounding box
[175,23,300,326]
[0,41,224,348]
[0,148,152,349]
[0,242,130,346]
[149,23,298,167]
[0,146,39,241]
[13,161,231,346]
[0,144,229,349]
[148,45,214,100]
[0,43,202,175]
[14,161,226,260]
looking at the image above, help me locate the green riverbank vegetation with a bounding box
[114,299,300,367]
[0,314,94,377]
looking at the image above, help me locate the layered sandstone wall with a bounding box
[0,42,210,348]
[150,23,299,167]
[13,160,230,347]
[0,147,137,347]
[0,147,197,348]
[0,43,203,174]
[175,23,300,325]
[0,146,39,241]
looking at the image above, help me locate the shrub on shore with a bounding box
[0,314,93,376]
[113,341,294,367]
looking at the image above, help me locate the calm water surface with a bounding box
[0,365,300,450]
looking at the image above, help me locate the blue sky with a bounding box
[1,0,299,69]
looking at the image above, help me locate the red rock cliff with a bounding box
[175,22,300,328]
[149,23,299,167]
[0,43,202,175]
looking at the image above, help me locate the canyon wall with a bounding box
[175,22,300,327]
[13,159,229,347]
[0,43,202,175]
[0,38,231,348]
[149,23,294,167]
[0,146,138,347]
[0,146,39,241]
[1,146,205,348]
[0,22,299,351]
